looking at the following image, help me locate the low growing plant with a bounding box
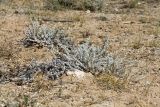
[6,21,125,83]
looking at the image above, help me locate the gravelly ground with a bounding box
[0,0,160,107]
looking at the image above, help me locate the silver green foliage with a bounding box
[18,21,124,82]
[23,21,74,50]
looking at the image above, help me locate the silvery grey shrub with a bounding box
[23,21,74,50]
[17,21,124,82]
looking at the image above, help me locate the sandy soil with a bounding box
[0,0,160,107]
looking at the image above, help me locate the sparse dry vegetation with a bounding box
[0,0,160,107]
[96,73,126,91]
[0,37,16,60]
[131,36,142,49]
[44,0,104,11]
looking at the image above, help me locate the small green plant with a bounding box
[23,95,29,107]
[127,0,139,8]
[19,95,36,107]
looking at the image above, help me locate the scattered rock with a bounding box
[66,69,85,79]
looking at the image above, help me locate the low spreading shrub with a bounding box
[16,21,124,82]
[0,21,125,84]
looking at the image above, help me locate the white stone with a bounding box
[86,10,91,14]
[67,69,85,79]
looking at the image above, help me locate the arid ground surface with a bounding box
[0,0,160,107]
